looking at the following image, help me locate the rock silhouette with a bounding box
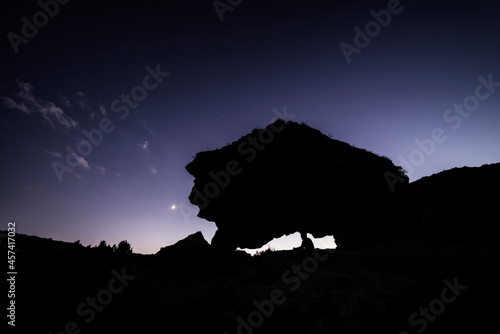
[405,162,500,246]
[186,119,408,250]
[298,231,315,253]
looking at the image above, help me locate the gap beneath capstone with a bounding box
[237,232,336,256]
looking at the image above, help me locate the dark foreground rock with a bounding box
[186,120,408,250]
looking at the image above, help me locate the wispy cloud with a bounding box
[94,164,106,175]
[73,154,90,170]
[98,103,106,115]
[75,91,90,110]
[1,96,30,114]
[150,167,157,175]
[1,80,79,129]
[77,98,89,110]
[40,102,79,129]
[138,140,149,150]
[137,111,156,135]
[59,95,72,107]
[16,81,38,105]
[45,150,63,159]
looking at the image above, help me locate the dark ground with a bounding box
[4,162,500,334]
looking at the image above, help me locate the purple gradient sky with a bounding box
[1,0,499,254]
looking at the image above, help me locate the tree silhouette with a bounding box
[115,240,133,255]
[97,240,108,249]
[95,240,113,255]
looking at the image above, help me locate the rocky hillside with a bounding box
[7,119,500,333]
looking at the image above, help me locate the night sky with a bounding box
[1,0,499,254]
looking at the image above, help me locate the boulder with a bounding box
[186,120,408,250]
[155,231,211,263]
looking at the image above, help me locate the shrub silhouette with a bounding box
[115,240,133,255]
[95,240,114,255]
